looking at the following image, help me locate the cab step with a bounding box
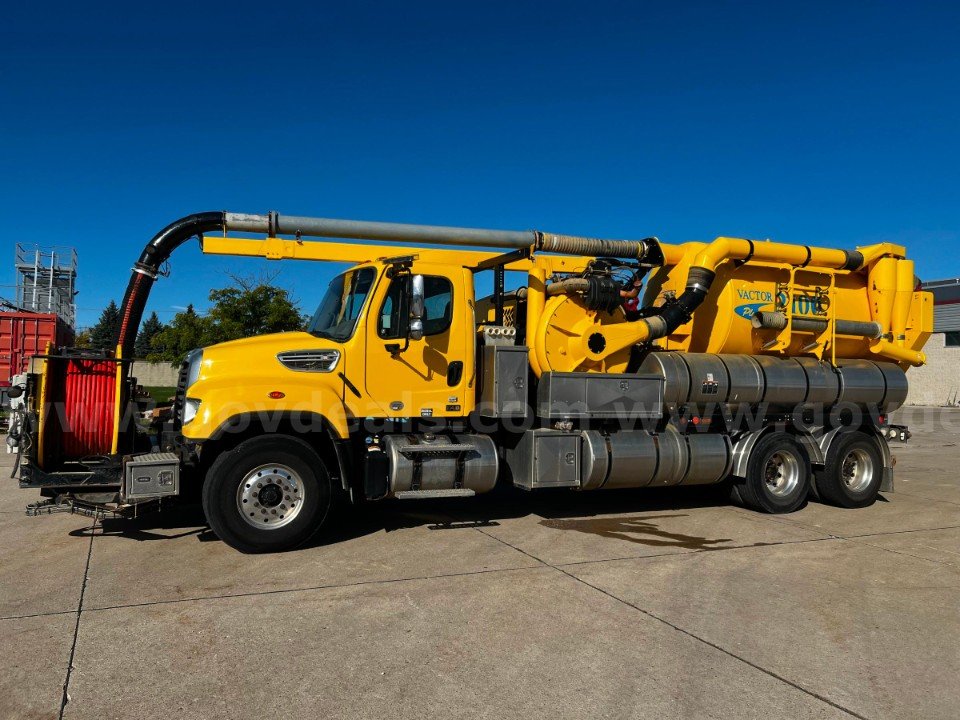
[395,444,477,456]
[395,488,476,499]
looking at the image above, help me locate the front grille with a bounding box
[171,357,190,429]
[277,349,340,372]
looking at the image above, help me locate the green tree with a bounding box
[147,305,212,364]
[73,329,93,349]
[89,300,121,351]
[134,311,166,358]
[205,281,305,344]
[147,276,305,364]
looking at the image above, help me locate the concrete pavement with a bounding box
[1,407,958,719]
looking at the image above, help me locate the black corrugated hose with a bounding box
[115,212,225,357]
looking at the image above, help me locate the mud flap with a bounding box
[881,467,894,493]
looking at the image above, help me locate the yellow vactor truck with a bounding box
[7,211,933,552]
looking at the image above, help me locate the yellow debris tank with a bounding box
[529,237,933,375]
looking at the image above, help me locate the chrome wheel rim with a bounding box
[237,464,304,529]
[841,448,874,493]
[764,451,800,498]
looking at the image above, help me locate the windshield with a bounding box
[307,267,377,341]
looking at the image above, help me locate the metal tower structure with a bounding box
[14,243,78,328]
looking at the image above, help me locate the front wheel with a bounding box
[202,435,332,553]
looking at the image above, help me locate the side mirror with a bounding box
[409,274,425,341]
[5,386,23,399]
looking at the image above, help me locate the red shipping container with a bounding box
[0,312,75,387]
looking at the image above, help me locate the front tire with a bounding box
[202,435,332,553]
[815,431,883,509]
[732,432,811,513]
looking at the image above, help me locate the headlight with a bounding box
[277,349,340,373]
[182,398,201,425]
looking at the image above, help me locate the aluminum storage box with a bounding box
[124,452,180,499]
[537,372,664,419]
[478,345,529,418]
[507,428,581,489]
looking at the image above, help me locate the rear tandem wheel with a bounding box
[730,431,812,514]
[815,431,884,509]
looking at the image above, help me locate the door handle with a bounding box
[446,361,463,387]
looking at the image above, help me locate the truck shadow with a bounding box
[78,482,750,551]
[536,516,732,549]
[412,483,740,551]
[72,504,219,543]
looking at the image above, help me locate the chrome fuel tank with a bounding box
[383,434,499,495]
[639,351,906,411]
[579,426,731,489]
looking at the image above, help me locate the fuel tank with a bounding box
[382,433,499,495]
[580,426,732,490]
[638,351,908,412]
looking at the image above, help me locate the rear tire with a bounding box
[202,434,332,553]
[732,432,811,513]
[815,431,883,509]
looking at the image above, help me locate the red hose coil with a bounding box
[61,358,117,458]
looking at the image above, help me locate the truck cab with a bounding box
[181,256,476,440]
[170,255,486,551]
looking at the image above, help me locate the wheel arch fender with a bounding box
[729,427,773,480]
[202,411,353,493]
[731,426,822,480]
[819,424,894,493]
[793,431,825,467]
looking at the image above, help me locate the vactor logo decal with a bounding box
[733,288,822,321]
[734,301,770,320]
[733,289,775,320]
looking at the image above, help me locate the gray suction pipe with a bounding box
[224,212,650,258]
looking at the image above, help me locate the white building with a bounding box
[905,278,960,406]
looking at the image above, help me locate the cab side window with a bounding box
[378,275,453,339]
[377,278,406,339]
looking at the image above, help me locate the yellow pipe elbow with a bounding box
[869,339,925,367]
[693,237,739,271]
[858,242,906,265]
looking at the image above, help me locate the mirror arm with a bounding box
[385,337,410,356]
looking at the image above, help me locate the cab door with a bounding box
[364,266,470,418]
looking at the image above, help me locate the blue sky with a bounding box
[2,1,959,329]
